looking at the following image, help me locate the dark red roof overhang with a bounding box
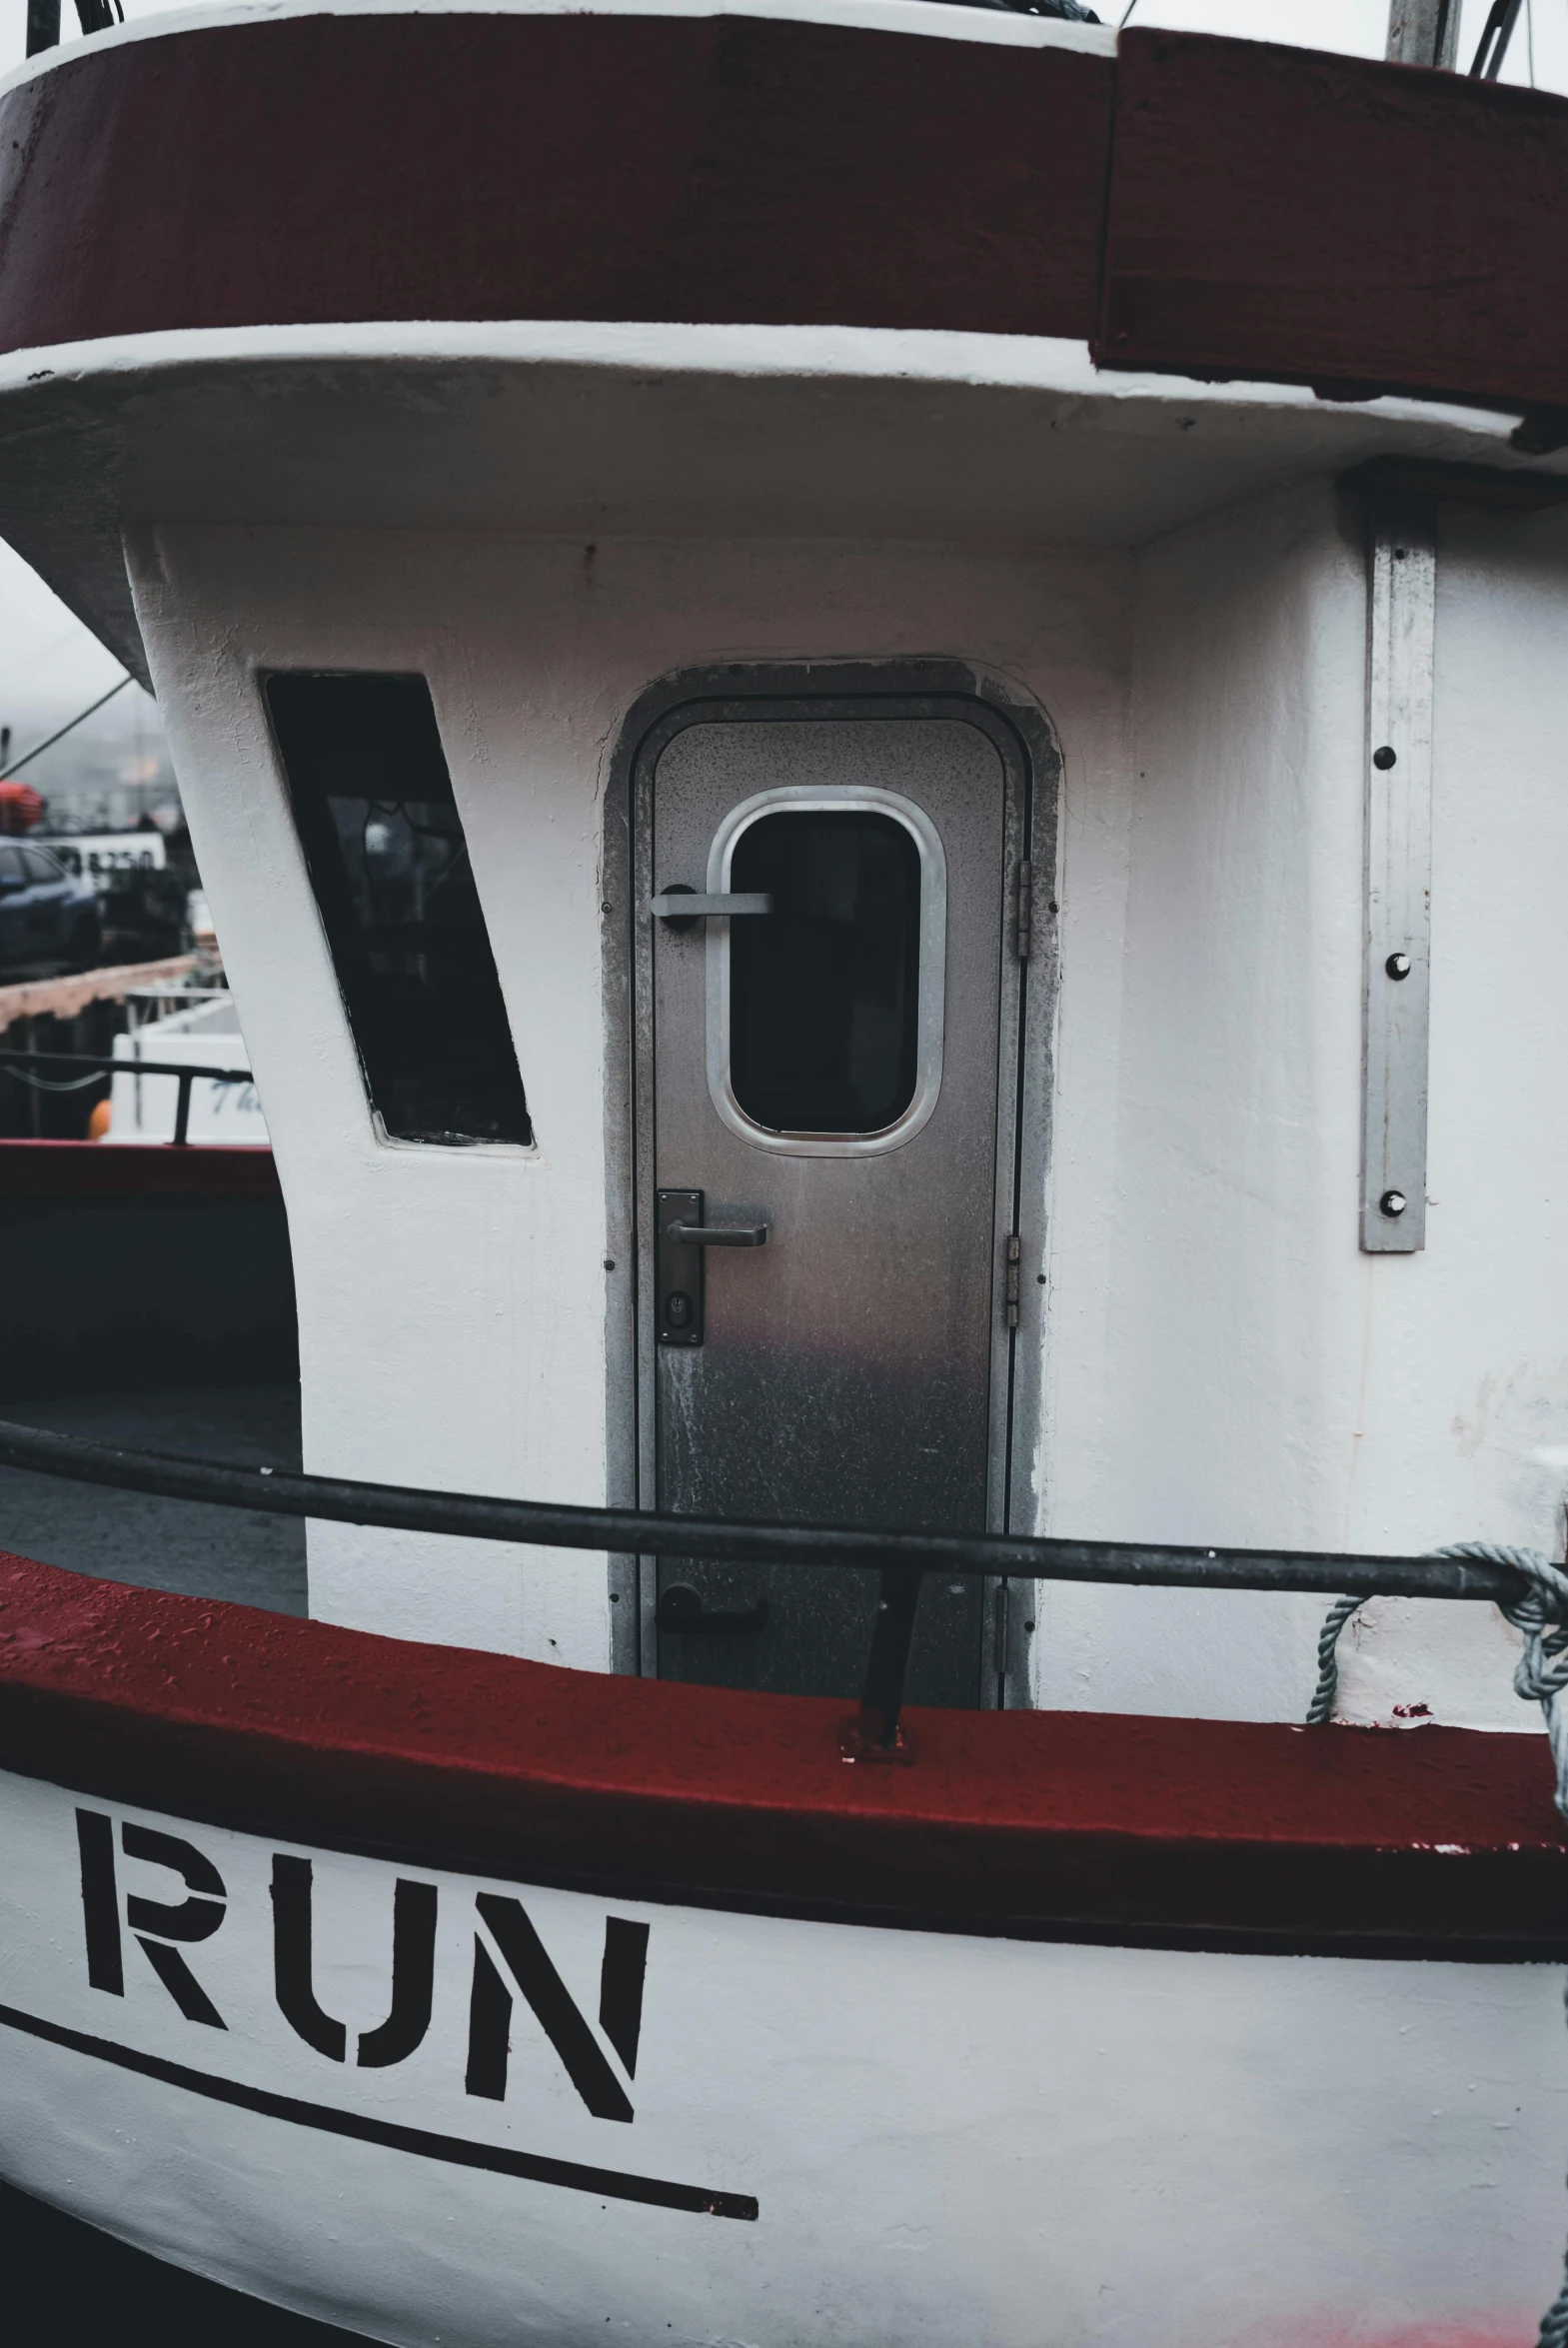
[0,18,1564,420]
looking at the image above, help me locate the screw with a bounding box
[603,1257,616,1271]
[1385,952,1411,981]
[1379,1188,1407,1218]
[1372,746,1397,771]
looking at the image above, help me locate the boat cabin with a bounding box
[1,5,1568,2343]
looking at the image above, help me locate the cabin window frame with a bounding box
[262,668,533,1155]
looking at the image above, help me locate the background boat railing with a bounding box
[0,1414,1528,1758]
[0,1049,252,1145]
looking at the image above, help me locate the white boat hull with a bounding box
[2,1763,1563,2347]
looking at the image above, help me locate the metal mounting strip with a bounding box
[1361,490,1436,1254]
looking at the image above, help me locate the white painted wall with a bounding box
[126,524,1128,1672]
[1037,481,1568,1732]
[1337,498,1568,1728]
[126,481,1568,1733]
[1037,480,1361,1723]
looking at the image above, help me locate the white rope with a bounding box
[1308,1542,1568,2346]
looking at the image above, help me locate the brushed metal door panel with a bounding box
[647,715,1009,1703]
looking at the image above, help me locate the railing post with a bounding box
[172,1071,193,1146]
[841,1558,924,1763]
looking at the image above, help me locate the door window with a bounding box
[265,672,531,1148]
[729,811,920,1136]
[708,787,946,1156]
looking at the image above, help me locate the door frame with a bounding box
[602,661,1061,1709]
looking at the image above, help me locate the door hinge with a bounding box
[1004,1233,1021,1329]
[1015,860,1031,962]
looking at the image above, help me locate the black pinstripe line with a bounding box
[0,1999,757,2220]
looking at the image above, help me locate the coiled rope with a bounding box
[1309,1542,1568,2348]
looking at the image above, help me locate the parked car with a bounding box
[0,841,102,976]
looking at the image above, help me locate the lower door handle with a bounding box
[657,1583,771,1634]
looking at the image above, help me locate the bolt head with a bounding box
[1372,745,1398,771]
[1379,1188,1407,1218]
[1385,951,1412,980]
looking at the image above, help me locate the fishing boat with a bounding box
[1,0,1567,2340]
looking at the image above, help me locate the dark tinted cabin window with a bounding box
[265,673,531,1146]
[729,811,920,1135]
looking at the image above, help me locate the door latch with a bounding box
[657,1188,768,1345]
[656,1583,771,1635]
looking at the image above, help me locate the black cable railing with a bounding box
[0,1412,1528,1759]
[0,1050,253,1146]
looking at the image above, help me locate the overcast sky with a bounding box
[0,0,1562,736]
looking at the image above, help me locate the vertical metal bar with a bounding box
[25,0,60,54]
[845,1560,925,1759]
[632,745,661,1678]
[984,723,1033,1712]
[173,1070,193,1147]
[1385,0,1460,67]
[1361,492,1436,1254]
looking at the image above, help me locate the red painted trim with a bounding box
[1099,31,1568,412]
[0,1554,1560,1949]
[0,19,1566,418]
[0,1141,280,1199]
[0,17,1111,354]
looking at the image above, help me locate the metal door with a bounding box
[635,697,1027,1704]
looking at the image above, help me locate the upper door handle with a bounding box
[670,1221,768,1247]
[648,891,774,920]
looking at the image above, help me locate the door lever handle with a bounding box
[657,1583,771,1635]
[670,1221,767,1247]
[657,1186,764,1344]
[649,891,774,920]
